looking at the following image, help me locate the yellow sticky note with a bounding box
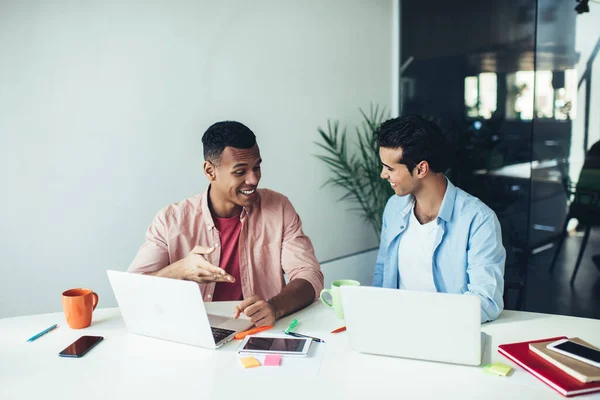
[240,357,261,369]
[483,362,512,376]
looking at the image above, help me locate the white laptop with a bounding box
[340,286,487,366]
[107,270,253,349]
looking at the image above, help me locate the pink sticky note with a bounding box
[263,355,281,366]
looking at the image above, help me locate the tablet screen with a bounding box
[243,337,306,352]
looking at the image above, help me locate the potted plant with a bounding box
[313,104,393,238]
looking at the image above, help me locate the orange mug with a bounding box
[62,288,99,329]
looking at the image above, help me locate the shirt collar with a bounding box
[437,177,457,222]
[398,177,456,222]
[200,185,255,229]
[400,196,415,217]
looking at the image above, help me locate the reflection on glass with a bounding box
[535,70,553,118]
[463,73,497,119]
[465,76,478,117]
[554,69,577,120]
[507,69,577,121]
[479,73,497,119]
[514,71,535,120]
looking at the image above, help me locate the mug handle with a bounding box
[320,289,334,308]
[91,292,99,311]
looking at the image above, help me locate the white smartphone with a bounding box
[237,336,311,357]
[546,339,600,368]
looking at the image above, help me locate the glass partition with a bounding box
[400,0,598,316]
[527,0,600,317]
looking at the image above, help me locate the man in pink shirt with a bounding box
[128,121,324,327]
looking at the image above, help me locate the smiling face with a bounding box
[205,144,262,209]
[379,146,421,197]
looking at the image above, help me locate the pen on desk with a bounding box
[331,326,346,334]
[26,324,58,342]
[285,331,325,343]
[284,319,298,334]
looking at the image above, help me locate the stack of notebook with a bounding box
[498,336,600,397]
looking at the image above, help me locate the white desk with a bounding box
[2,302,600,400]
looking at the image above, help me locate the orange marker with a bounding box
[331,326,346,334]
[234,325,273,340]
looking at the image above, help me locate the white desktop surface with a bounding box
[2,302,600,400]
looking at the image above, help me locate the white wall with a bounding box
[0,0,396,318]
[321,250,377,291]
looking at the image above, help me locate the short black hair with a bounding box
[202,121,257,163]
[376,115,448,173]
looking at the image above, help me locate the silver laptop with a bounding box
[340,286,487,366]
[107,270,253,349]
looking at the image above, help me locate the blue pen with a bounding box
[285,331,325,343]
[26,324,58,342]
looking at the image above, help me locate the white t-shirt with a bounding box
[398,206,438,292]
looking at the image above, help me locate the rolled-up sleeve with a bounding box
[280,198,324,301]
[128,211,170,274]
[466,211,506,323]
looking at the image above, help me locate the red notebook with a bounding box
[498,336,600,397]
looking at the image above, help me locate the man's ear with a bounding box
[415,161,429,178]
[204,161,217,182]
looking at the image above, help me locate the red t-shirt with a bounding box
[212,214,243,301]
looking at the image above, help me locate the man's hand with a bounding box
[151,245,235,284]
[178,245,235,283]
[233,295,277,327]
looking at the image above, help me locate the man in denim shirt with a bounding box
[373,116,505,322]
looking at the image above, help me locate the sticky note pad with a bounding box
[483,362,512,376]
[264,355,281,366]
[240,357,261,369]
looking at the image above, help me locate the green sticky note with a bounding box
[483,362,512,376]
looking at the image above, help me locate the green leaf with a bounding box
[313,103,392,238]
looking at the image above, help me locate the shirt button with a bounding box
[401,226,405,229]
[207,294,212,299]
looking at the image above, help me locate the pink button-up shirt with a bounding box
[128,188,324,302]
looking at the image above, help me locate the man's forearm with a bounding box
[268,278,315,320]
[146,260,183,279]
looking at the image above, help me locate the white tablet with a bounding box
[237,336,311,357]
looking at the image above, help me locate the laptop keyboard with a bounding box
[211,327,235,343]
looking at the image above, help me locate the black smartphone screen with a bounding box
[243,337,305,352]
[59,335,104,357]
[555,341,600,363]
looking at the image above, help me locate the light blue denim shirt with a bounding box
[373,178,506,322]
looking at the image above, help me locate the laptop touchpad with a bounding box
[207,314,230,326]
